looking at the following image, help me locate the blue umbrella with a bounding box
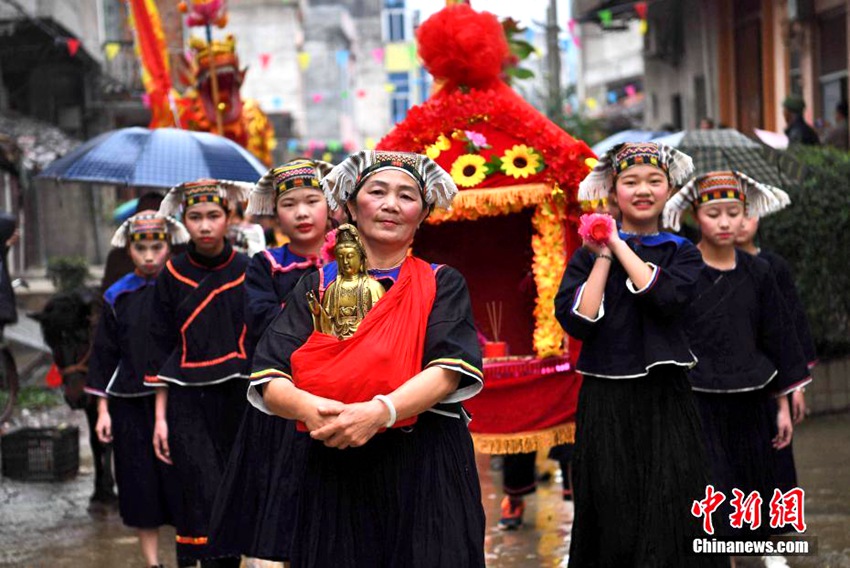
[113,198,139,223]
[591,129,673,157]
[37,127,266,187]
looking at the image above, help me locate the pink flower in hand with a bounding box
[321,229,338,263]
[578,213,615,246]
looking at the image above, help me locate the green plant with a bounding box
[46,256,90,293]
[758,146,850,359]
[15,385,62,409]
[558,112,607,147]
[501,18,536,85]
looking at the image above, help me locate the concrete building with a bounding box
[350,0,393,145]
[302,2,358,146]
[632,0,850,138]
[0,0,124,268]
[225,0,306,160]
[0,0,105,138]
[572,0,646,128]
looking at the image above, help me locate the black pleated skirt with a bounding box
[774,394,799,493]
[209,405,310,561]
[694,389,782,537]
[166,380,247,563]
[291,411,486,568]
[110,395,179,529]
[569,367,727,568]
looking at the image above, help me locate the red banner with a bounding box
[128,0,174,128]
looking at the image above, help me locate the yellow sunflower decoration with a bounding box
[501,144,541,179]
[425,133,452,160]
[450,154,488,188]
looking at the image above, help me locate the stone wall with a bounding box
[808,357,850,416]
[32,179,115,266]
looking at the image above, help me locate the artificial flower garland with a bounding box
[378,86,592,200]
[531,197,568,358]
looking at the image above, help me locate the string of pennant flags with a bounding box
[295,42,418,73]
[283,136,379,160]
[109,2,651,113]
[582,82,641,112]
[3,0,82,57]
[565,1,650,50]
[265,84,397,111]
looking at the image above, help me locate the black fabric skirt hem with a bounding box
[110,396,178,529]
[568,367,727,568]
[209,405,309,561]
[291,411,486,568]
[167,380,247,562]
[695,390,785,538]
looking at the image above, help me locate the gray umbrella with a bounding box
[654,129,804,187]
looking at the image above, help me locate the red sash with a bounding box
[290,257,437,431]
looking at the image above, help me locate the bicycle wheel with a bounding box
[0,347,19,424]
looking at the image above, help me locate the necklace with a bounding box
[369,256,406,272]
[620,229,660,237]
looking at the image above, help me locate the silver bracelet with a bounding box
[373,394,397,428]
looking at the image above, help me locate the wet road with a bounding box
[1,408,848,567]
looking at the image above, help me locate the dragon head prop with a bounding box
[188,35,245,126]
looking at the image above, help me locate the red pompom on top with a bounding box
[416,5,509,91]
[578,213,615,246]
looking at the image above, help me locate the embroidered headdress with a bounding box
[578,142,695,202]
[158,178,252,217]
[246,159,334,217]
[321,150,458,211]
[662,170,791,231]
[110,211,190,248]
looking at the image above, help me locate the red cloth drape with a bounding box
[465,369,581,434]
[291,257,436,430]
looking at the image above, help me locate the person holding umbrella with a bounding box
[664,171,810,543]
[783,96,820,146]
[146,179,251,568]
[102,192,167,292]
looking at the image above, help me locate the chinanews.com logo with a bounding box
[690,485,817,556]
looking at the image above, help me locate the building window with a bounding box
[383,0,406,42]
[818,10,848,122]
[671,94,683,130]
[694,75,707,126]
[102,0,129,42]
[389,71,410,124]
[789,44,803,97]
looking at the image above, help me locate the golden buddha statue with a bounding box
[307,224,385,339]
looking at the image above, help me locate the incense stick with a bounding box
[486,301,503,343]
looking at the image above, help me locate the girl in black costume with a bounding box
[210,159,333,564]
[147,179,251,567]
[665,171,810,545]
[556,142,726,567]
